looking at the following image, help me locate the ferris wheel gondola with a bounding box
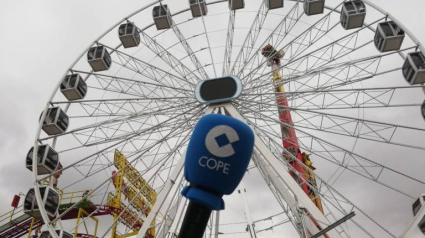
[304,0,325,16]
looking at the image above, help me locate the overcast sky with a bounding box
[1,0,425,238]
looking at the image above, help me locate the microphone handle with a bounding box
[178,201,212,238]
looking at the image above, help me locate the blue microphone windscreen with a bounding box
[183,114,255,210]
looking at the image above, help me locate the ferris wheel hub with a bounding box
[194,76,242,104]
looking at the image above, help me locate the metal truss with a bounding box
[101,44,194,92]
[170,18,210,79]
[238,97,425,152]
[235,1,304,80]
[229,0,268,76]
[73,71,191,98]
[222,9,236,76]
[243,6,381,90]
[244,86,424,110]
[237,102,425,199]
[39,101,201,147]
[138,31,202,84]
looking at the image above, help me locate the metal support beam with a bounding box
[156,180,184,238]
[401,203,425,238]
[214,211,220,238]
[230,0,268,76]
[170,18,210,80]
[239,186,257,238]
[311,212,355,238]
[136,151,186,238]
[139,31,201,84]
[223,103,342,238]
[222,10,236,76]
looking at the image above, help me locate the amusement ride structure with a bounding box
[2,0,425,237]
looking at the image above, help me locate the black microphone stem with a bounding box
[178,201,212,238]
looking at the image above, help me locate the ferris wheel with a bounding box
[21,0,425,237]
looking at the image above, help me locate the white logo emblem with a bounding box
[205,125,239,158]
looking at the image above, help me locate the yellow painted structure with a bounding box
[272,70,285,93]
[73,208,98,238]
[302,153,324,213]
[110,150,156,238]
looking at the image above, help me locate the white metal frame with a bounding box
[402,197,425,237]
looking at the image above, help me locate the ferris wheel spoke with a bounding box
[39,101,199,147]
[281,85,423,105]
[40,101,195,144]
[242,55,405,101]
[52,97,191,106]
[244,86,423,110]
[41,107,201,188]
[279,51,408,93]
[100,44,194,91]
[77,103,201,147]
[52,97,194,119]
[198,9,218,78]
[228,0,269,76]
[237,98,425,150]
[238,2,345,84]
[236,1,304,79]
[242,87,422,110]
[64,112,197,191]
[222,9,236,76]
[168,13,210,79]
[242,15,386,90]
[238,102,425,198]
[138,30,202,84]
[73,70,192,97]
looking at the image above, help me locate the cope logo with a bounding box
[199,125,239,175]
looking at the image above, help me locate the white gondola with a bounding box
[118,22,140,48]
[41,107,69,135]
[60,74,87,101]
[24,186,60,218]
[229,0,244,10]
[402,52,425,85]
[153,5,172,30]
[40,230,73,238]
[374,21,405,52]
[304,0,325,16]
[340,1,366,30]
[190,0,208,17]
[26,145,59,175]
[87,46,112,72]
[266,0,283,10]
[412,195,425,234]
[422,100,425,121]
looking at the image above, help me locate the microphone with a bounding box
[178,114,255,238]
